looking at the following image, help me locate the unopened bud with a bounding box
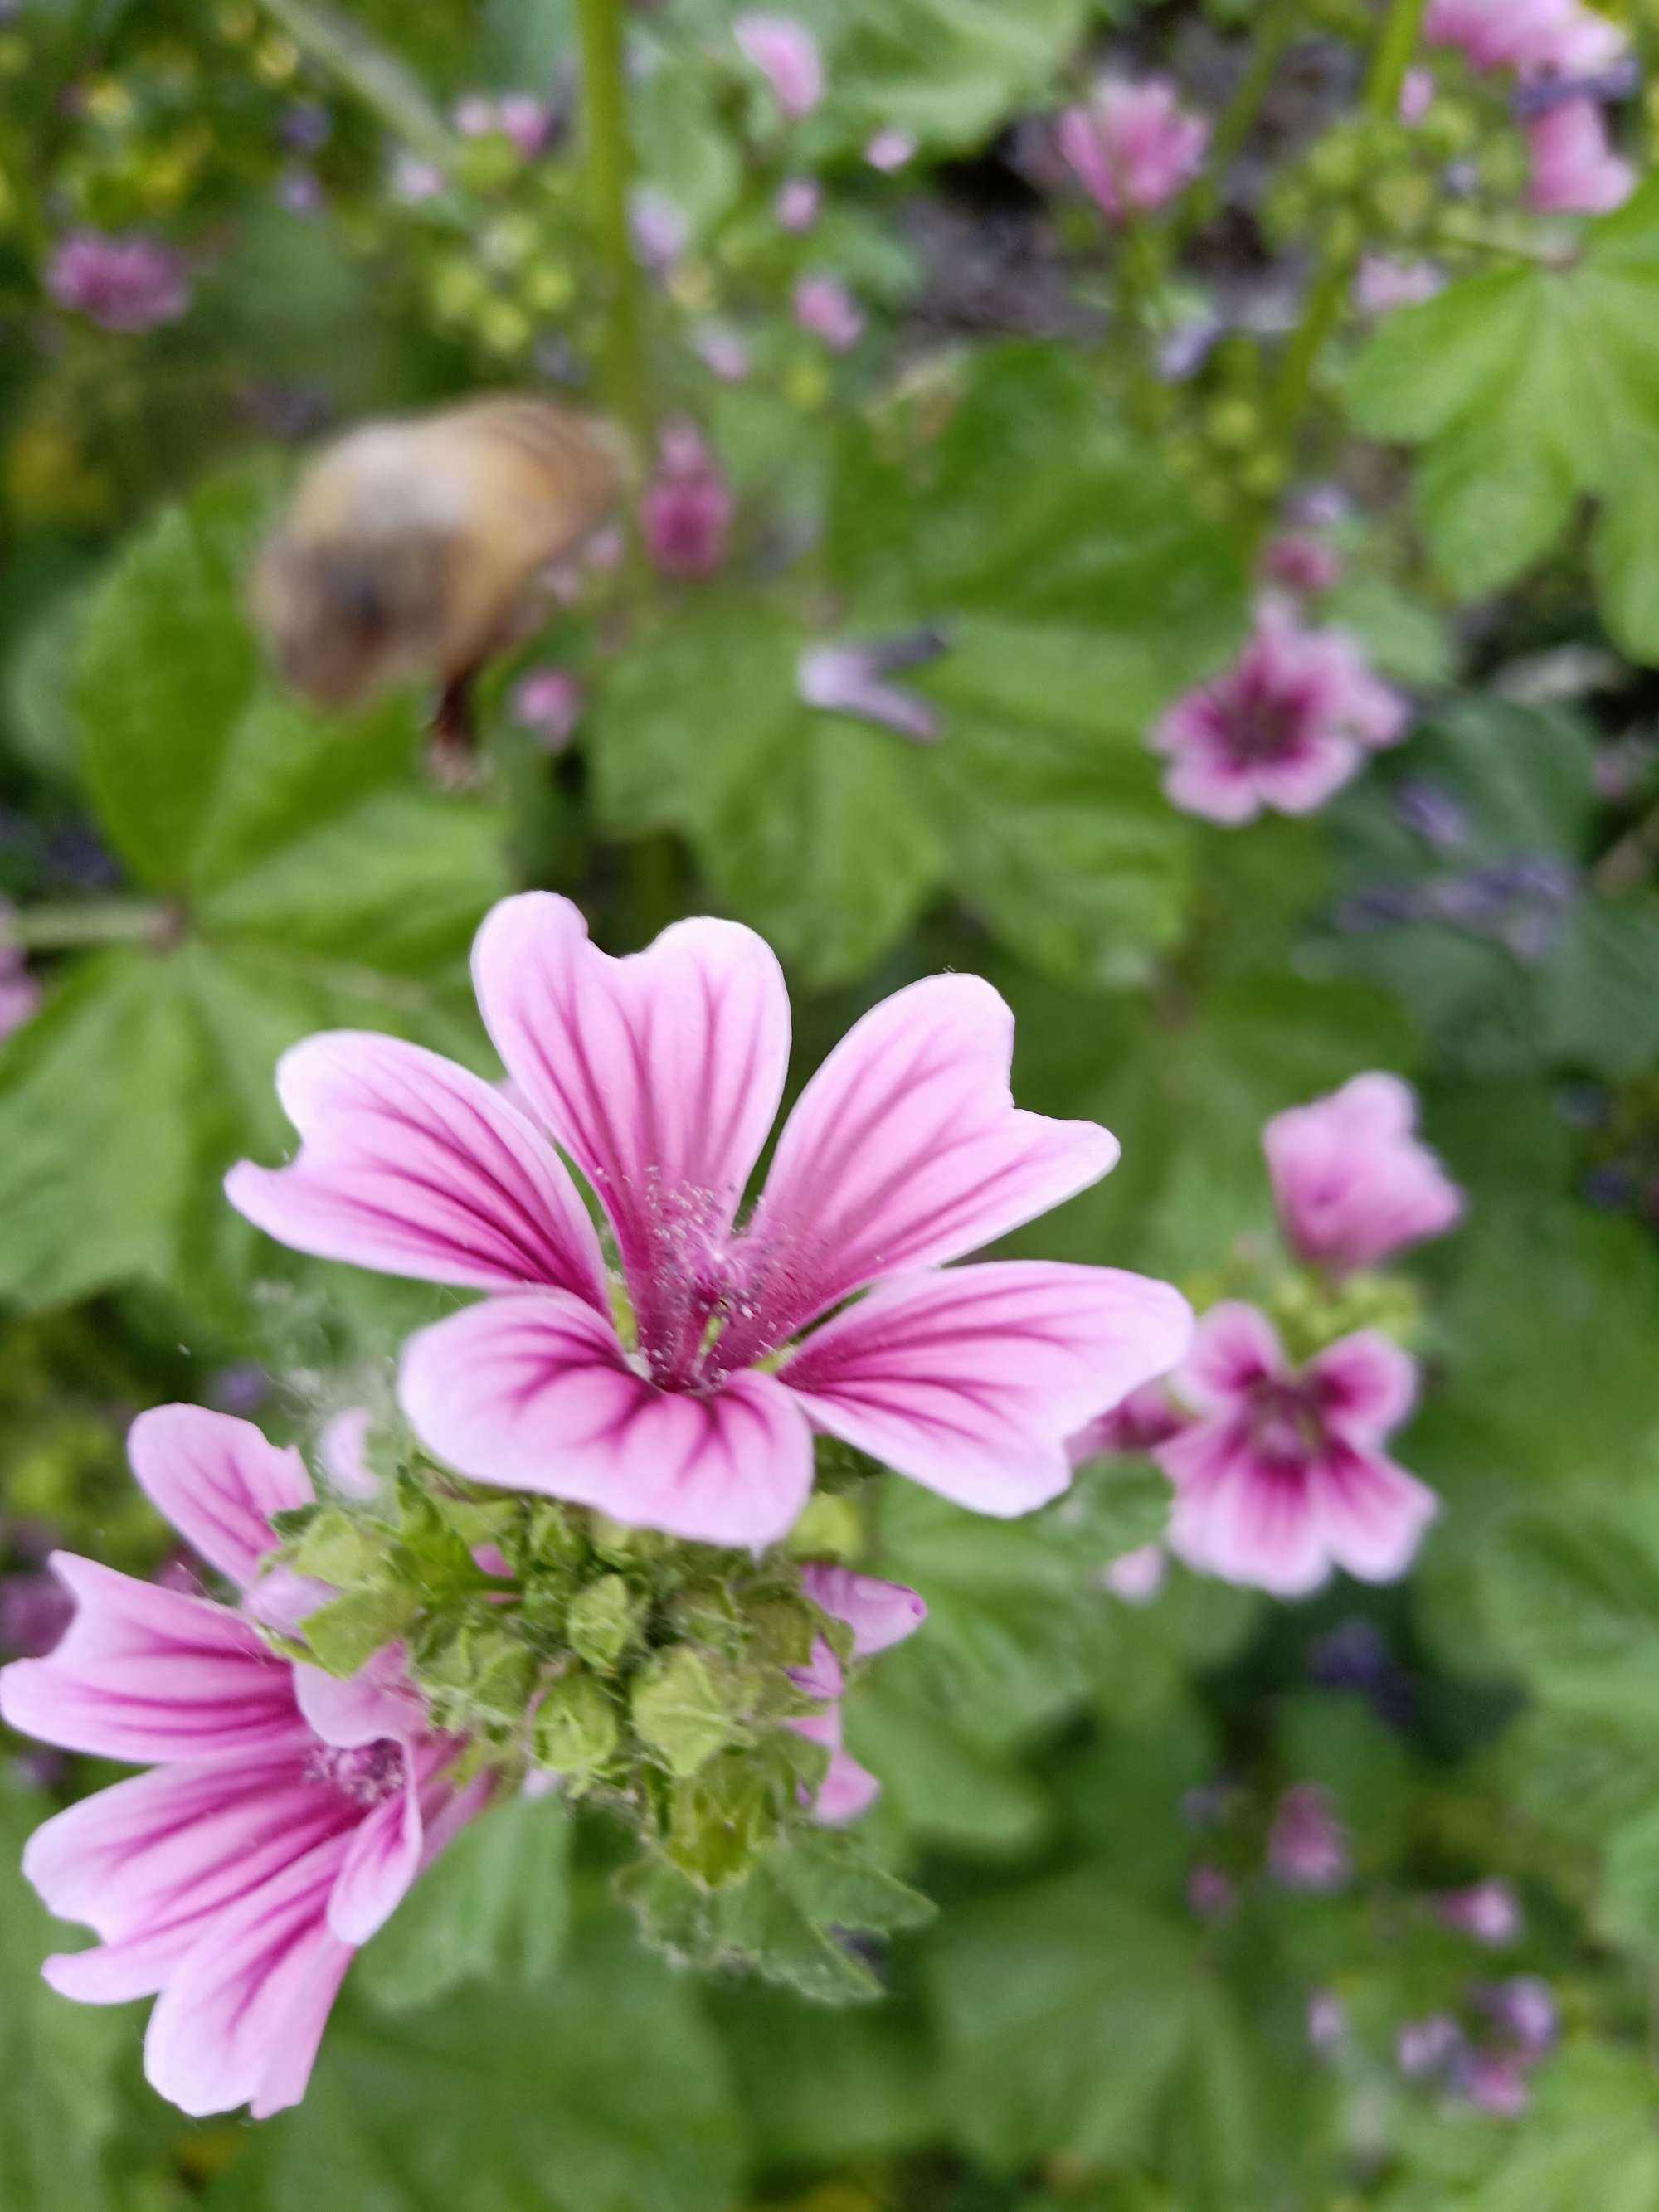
[631,1647,737,1777]
[533,1670,620,1777]
[567,1573,645,1670]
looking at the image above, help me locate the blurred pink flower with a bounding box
[640,424,735,579]
[0,904,39,1043]
[318,1407,379,1501]
[1069,1378,1188,1464]
[0,1407,485,2119]
[735,13,824,122]
[1151,603,1408,826]
[1438,1879,1523,1946]
[788,1565,926,1822]
[797,628,946,743]
[1526,97,1635,212]
[1268,1783,1351,1891]
[865,129,917,172]
[630,188,688,272]
[497,94,553,158]
[1262,532,1345,596]
[1355,254,1445,315]
[693,324,752,382]
[1264,1073,1464,1276]
[227,893,1190,1547]
[46,231,191,333]
[1307,1989,1350,2050]
[1459,2049,1530,2116]
[1187,1861,1236,1918]
[776,176,823,231]
[1158,1304,1436,1597]
[390,153,445,204]
[1398,2013,1464,2077]
[1057,77,1210,222]
[511,665,585,753]
[1399,66,1437,124]
[1104,1544,1167,1604]
[793,273,864,351]
[1425,0,1626,77]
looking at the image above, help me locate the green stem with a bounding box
[575,0,651,450]
[3,901,178,951]
[258,0,460,167]
[1271,0,1429,445]
[1171,0,1304,250]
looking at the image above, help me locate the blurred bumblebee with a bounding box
[252,396,625,766]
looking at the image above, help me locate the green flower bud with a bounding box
[284,1505,389,1590]
[631,1648,737,1778]
[1205,396,1260,454]
[301,1583,421,1678]
[785,1491,864,1562]
[1370,171,1436,240]
[533,1670,620,1779]
[567,1574,645,1671]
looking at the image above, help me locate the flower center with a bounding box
[1244,1380,1326,1469]
[307,1738,406,1808]
[1224,689,1302,765]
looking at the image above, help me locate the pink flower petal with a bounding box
[800,1564,926,1656]
[327,1770,423,1944]
[1176,1302,1288,1413]
[225,1031,606,1306]
[736,978,1119,1352]
[471,894,790,1368]
[27,1748,351,1997]
[0,1557,306,1764]
[1313,1438,1438,1582]
[814,1748,883,1825]
[127,1405,313,1595]
[399,1291,814,1545]
[1307,1330,1419,1439]
[292,1652,421,1748]
[781,1263,1192,1516]
[143,1840,354,2119]
[1164,1420,1331,1597]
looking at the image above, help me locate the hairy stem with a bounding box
[575,0,652,450]
[1271,0,1429,444]
[3,901,180,952]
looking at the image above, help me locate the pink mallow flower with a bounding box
[1355,254,1445,316]
[1151,602,1408,826]
[793,273,864,352]
[1057,77,1210,223]
[788,1565,925,1822]
[1425,0,1626,79]
[734,14,824,123]
[1264,1073,1464,1277]
[1525,97,1635,213]
[1438,1879,1523,1946]
[0,1407,484,2119]
[640,424,735,580]
[865,129,917,173]
[1262,532,1345,596]
[511,665,584,753]
[226,893,1193,1548]
[776,176,823,232]
[1158,1304,1437,1597]
[46,231,191,333]
[1268,1783,1351,1891]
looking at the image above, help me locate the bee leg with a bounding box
[427,670,481,790]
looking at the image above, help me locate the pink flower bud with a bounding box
[1104,1544,1167,1604]
[1526,97,1635,214]
[511,666,585,754]
[1264,1073,1463,1276]
[1355,255,1445,315]
[1438,1879,1522,1947]
[734,14,824,123]
[865,129,917,172]
[1263,533,1345,596]
[793,274,864,351]
[775,176,823,232]
[693,324,752,382]
[641,425,735,580]
[1268,1785,1351,1892]
[1057,76,1210,222]
[1187,1862,1236,1919]
[46,231,192,333]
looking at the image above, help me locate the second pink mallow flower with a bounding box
[226,894,1192,1547]
[0,1406,484,2120]
[1264,1073,1464,1276]
[1151,601,1408,825]
[1158,1303,1437,1597]
[1058,77,1210,222]
[789,1564,926,1822]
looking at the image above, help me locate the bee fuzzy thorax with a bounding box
[252,396,625,723]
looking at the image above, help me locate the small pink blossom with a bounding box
[1069,1378,1188,1463]
[0,903,39,1043]
[511,665,585,753]
[226,894,1192,1547]
[1425,0,1626,79]
[734,13,824,123]
[793,273,864,351]
[1355,254,1446,315]
[1103,1544,1167,1604]
[1483,1974,1558,2054]
[1399,2013,1464,2077]
[1262,532,1345,596]
[318,1407,379,1501]
[46,231,192,333]
[1264,1072,1464,1276]
[865,129,917,172]
[1268,1783,1351,1891]
[1459,2049,1530,2117]
[1438,1879,1523,1946]
[693,324,752,382]
[1187,1862,1236,1919]
[1525,97,1635,212]
[1307,1989,1350,2051]
[1158,1304,1436,1597]
[496,94,553,159]
[788,1565,925,1822]
[0,1407,485,2118]
[1057,77,1211,222]
[1151,602,1408,826]
[1399,66,1437,124]
[640,424,735,580]
[630,188,688,272]
[797,628,946,743]
[391,153,445,204]
[776,176,823,231]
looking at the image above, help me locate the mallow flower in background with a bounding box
[1151,600,1408,825]
[788,1567,926,1823]
[226,892,1193,1547]
[793,273,865,351]
[0,1407,487,2119]
[1156,1304,1438,1597]
[1264,1074,1465,1276]
[1057,77,1211,222]
[46,231,192,333]
[733,13,824,124]
[640,421,735,579]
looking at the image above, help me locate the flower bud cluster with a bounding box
[270,1444,868,1891]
